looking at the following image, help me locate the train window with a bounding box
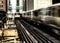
[52,7,55,11]
[40,8,48,15]
[52,12,55,16]
[58,6,60,8]
[34,11,38,16]
[58,9,60,17]
[58,5,60,7]
[38,11,42,15]
[48,11,51,16]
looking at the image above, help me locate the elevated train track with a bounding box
[15,20,35,43]
[15,19,54,43]
[21,17,60,40]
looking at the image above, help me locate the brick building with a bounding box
[0,0,7,12]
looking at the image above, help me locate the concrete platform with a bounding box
[4,29,19,39]
[0,29,19,43]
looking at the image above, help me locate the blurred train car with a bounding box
[0,11,6,28]
[21,3,60,36]
[38,3,60,27]
[21,3,60,27]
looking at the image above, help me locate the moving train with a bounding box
[21,3,60,27]
[20,3,60,38]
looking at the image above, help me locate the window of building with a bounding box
[16,9,19,12]
[9,7,12,12]
[2,1,3,3]
[0,5,3,7]
[23,0,26,11]
[16,0,19,6]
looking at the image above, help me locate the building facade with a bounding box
[7,0,24,13]
[0,0,7,12]
[7,0,16,13]
[24,0,34,11]
[7,0,52,12]
[22,0,52,11]
[34,0,52,10]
